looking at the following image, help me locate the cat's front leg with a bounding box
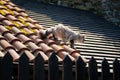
[53,34,58,41]
[63,37,67,44]
[70,39,74,49]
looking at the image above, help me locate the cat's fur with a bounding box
[45,24,85,48]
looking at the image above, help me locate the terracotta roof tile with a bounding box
[0,50,4,57]
[0,35,20,61]
[0,0,87,63]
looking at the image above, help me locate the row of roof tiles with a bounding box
[0,0,88,63]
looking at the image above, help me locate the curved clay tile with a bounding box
[45,39,75,61]
[0,14,7,21]
[1,16,26,29]
[34,23,46,30]
[0,50,4,57]
[16,15,28,22]
[29,33,63,62]
[10,11,41,30]
[62,45,88,62]
[12,27,32,36]
[12,27,62,62]
[7,10,40,28]
[25,22,39,30]
[18,16,42,30]
[6,14,17,21]
[11,39,35,62]
[2,6,43,30]
[5,4,14,10]
[0,25,34,61]
[11,10,26,18]
[0,5,15,15]
[0,24,11,35]
[6,14,17,20]
[0,1,7,5]
[4,33,21,44]
[15,21,27,28]
[0,45,3,51]
[20,22,39,33]
[20,12,29,17]
[13,6,25,13]
[27,17,39,24]
[0,35,19,61]
[2,19,15,26]
[7,1,16,7]
[0,9,11,16]
[13,11,19,16]
[5,4,25,12]
[0,5,7,10]
[12,27,48,61]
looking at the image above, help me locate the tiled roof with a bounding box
[0,0,87,63]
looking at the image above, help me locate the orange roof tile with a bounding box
[0,0,88,63]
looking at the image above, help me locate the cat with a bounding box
[38,24,85,48]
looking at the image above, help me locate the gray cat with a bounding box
[38,24,85,48]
